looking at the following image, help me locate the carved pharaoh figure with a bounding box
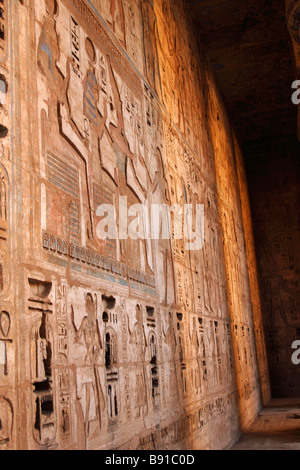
[38,1,101,246]
[129,305,148,418]
[37,0,68,103]
[73,293,105,439]
[74,293,102,364]
[150,147,176,306]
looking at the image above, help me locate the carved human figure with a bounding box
[130,304,146,361]
[38,2,100,246]
[99,0,126,45]
[129,305,148,418]
[75,293,102,363]
[83,39,100,129]
[37,0,68,103]
[141,0,163,100]
[150,148,176,306]
[264,275,290,328]
[73,294,105,437]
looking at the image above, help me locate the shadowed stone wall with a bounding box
[247,140,300,398]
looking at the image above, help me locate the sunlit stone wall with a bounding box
[0,0,268,450]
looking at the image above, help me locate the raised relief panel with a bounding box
[37,4,93,248]
[113,70,143,156]
[71,290,105,442]
[46,152,80,242]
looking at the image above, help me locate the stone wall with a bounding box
[0,0,268,450]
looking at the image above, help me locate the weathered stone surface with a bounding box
[0,0,269,450]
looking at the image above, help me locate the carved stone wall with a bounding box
[0,0,16,452]
[2,0,269,449]
[207,78,270,427]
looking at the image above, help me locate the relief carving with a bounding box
[22,0,266,450]
[0,310,11,376]
[0,396,13,449]
[72,291,105,441]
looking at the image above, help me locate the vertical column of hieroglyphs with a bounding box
[26,278,57,448]
[0,0,15,451]
[207,69,262,429]
[233,135,271,405]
